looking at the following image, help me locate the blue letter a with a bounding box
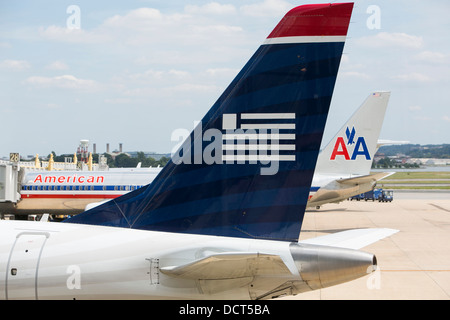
[351,137,371,160]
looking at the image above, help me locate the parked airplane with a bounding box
[0,3,397,300]
[6,92,390,216]
[10,168,161,215]
[308,91,392,208]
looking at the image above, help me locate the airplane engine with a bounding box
[289,243,376,291]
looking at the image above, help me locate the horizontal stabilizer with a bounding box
[338,172,395,185]
[299,228,398,250]
[160,252,291,280]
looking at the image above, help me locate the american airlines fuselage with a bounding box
[3,167,336,215]
[2,168,160,215]
[2,167,383,215]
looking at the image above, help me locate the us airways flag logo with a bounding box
[330,126,371,160]
[171,113,296,175]
[222,113,296,162]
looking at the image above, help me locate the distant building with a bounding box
[407,158,450,166]
[126,152,171,161]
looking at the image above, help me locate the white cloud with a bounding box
[185,2,237,15]
[102,8,167,30]
[413,115,432,121]
[104,98,133,105]
[38,25,111,44]
[443,115,450,123]
[0,59,30,70]
[43,103,61,109]
[409,105,422,111]
[240,0,293,17]
[46,61,69,70]
[340,71,370,80]
[122,82,220,98]
[192,24,242,34]
[94,7,246,49]
[25,75,100,90]
[129,69,164,81]
[127,69,190,82]
[206,68,239,77]
[33,4,251,77]
[391,72,433,82]
[171,83,220,93]
[0,42,12,49]
[356,32,423,49]
[413,51,449,64]
[168,69,190,79]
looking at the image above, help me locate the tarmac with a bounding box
[283,191,450,300]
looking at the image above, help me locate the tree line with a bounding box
[372,157,420,169]
[49,152,170,168]
[377,144,450,159]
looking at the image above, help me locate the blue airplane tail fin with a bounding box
[66,3,354,242]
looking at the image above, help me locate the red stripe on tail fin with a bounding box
[267,3,353,38]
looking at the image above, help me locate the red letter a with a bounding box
[330,137,350,160]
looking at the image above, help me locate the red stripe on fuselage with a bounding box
[21,194,121,199]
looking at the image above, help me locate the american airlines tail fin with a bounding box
[315,91,390,176]
[66,3,354,242]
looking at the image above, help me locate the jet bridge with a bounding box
[0,163,21,212]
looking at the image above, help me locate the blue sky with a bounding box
[1,0,449,158]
